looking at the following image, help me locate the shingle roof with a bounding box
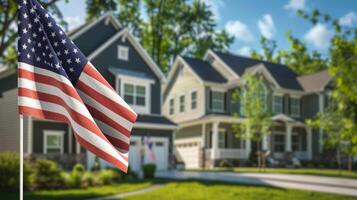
[214,51,303,90]
[136,114,176,125]
[297,70,332,92]
[181,56,227,83]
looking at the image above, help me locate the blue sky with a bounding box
[58,0,357,56]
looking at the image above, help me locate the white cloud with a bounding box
[284,0,307,11]
[304,23,333,50]
[225,20,254,42]
[257,14,276,39]
[201,0,224,21]
[237,46,252,56]
[339,12,357,27]
[64,16,83,31]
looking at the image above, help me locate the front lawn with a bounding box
[0,181,153,200]
[188,168,357,179]
[122,180,357,200]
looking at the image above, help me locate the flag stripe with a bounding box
[18,96,128,165]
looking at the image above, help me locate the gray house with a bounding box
[0,13,176,171]
[163,50,332,168]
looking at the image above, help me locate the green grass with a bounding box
[0,181,153,200]
[188,168,357,179]
[122,180,357,200]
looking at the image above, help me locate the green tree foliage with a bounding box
[232,74,272,168]
[0,0,69,67]
[85,0,233,73]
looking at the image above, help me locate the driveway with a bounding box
[156,171,357,197]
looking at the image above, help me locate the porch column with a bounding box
[285,124,292,152]
[211,122,219,162]
[202,123,206,148]
[262,134,269,151]
[307,127,313,160]
[318,93,325,153]
[27,116,33,155]
[245,126,251,158]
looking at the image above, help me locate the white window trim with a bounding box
[211,90,225,113]
[169,97,175,115]
[190,89,198,111]
[117,45,129,61]
[43,130,64,154]
[272,93,283,114]
[117,74,154,114]
[273,132,285,153]
[290,97,301,117]
[179,94,186,113]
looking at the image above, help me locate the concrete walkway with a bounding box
[156,171,357,197]
[87,184,165,200]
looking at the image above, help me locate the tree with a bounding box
[85,0,234,73]
[232,74,272,169]
[0,0,69,67]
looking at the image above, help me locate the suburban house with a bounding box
[0,13,176,171]
[163,50,332,168]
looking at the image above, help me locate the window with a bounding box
[118,45,129,60]
[124,83,146,106]
[274,134,285,152]
[273,95,283,114]
[169,98,174,115]
[218,130,226,148]
[179,95,185,112]
[290,97,300,117]
[240,89,245,116]
[44,131,64,154]
[211,91,225,112]
[191,91,197,110]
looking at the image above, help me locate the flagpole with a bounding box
[20,114,24,200]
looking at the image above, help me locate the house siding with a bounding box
[91,36,162,114]
[301,94,319,120]
[131,128,174,154]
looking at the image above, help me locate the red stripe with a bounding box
[18,106,128,173]
[18,88,107,141]
[104,134,129,152]
[77,80,137,123]
[82,63,114,90]
[18,69,82,102]
[86,104,131,137]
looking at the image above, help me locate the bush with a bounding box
[219,160,233,168]
[0,152,33,192]
[68,164,85,188]
[96,169,121,185]
[33,159,66,190]
[143,164,156,179]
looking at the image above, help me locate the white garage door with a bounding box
[176,141,200,169]
[129,136,169,172]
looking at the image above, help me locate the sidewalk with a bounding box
[156,171,357,197]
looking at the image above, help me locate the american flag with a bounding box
[17,0,137,172]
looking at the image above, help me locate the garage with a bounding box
[175,140,201,169]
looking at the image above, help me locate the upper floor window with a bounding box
[169,98,175,115]
[211,91,225,112]
[43,130,64,154]
[191,91,197,110]
[273,95,283,114]
[124,83,146,106]
[179,95,185,113]
[118,45,129,61]
[290,97,300,117]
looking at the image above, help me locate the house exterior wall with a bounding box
[162,64,205,123]
[91,36,162,114]
[301,93,319,120]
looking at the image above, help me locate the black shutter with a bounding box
[224,92,227,113]
[209,91,212,111]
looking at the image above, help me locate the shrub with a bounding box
[82,172,96,187]
[68,164,85,188]
[0,152,34,191]
[143,164,156,179]
[219,160,233,168]
[33,159,66,190]
[96,169,121,185]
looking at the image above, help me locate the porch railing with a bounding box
[205,148,247,159]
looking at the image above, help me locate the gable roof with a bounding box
[297,70,332,92]
[181,56,227,83]
[213,51,303,90]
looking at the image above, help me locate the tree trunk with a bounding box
[348,155,352,171]
[256,140,261,170]
[337,148,342,175]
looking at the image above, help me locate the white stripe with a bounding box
[18,96,128,166]
[94,119,130,143]
[18,62,73,87]
[78,90,133,131]
[79,64,136,114]
[18,78,94,122]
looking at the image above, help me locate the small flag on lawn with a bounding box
[17,0,137,172]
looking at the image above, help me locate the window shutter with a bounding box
[224,93,227,112]
[209,91,212,111]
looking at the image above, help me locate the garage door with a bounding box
[129,136,169,172]
[176,141,200,169]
